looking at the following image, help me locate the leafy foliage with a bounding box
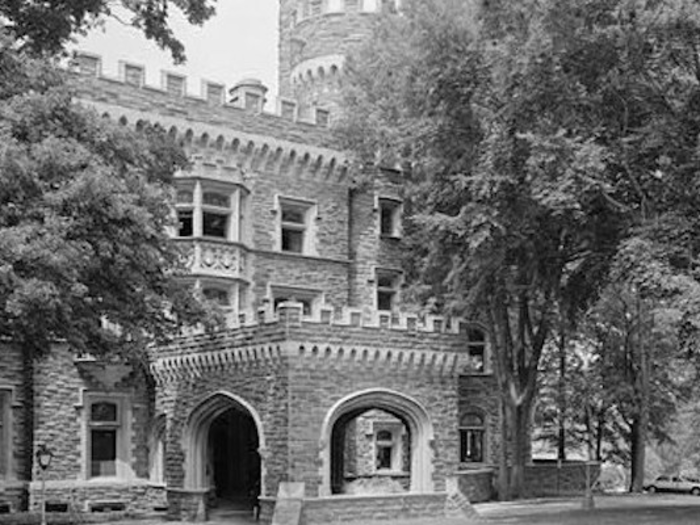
[339,0,700,497]
[0,0,215,63]
[0,43,214,358]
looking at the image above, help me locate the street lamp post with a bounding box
[36,444,53,525]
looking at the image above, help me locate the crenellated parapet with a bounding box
[70,52,349,180]
[149,302,489,383]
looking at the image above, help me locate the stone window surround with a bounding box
[373,267,402,312]
[175,179,247,243]
[319,388,435,496]
[372,421,405,474]
[273,195,318,256]
[463,325,490,375]
[459,409,486,464]
[0,387,19,480]
[375,196,403,238]
[79,392,134,482]
[268,283,324,317]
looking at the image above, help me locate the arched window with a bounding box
[459,411,485,463]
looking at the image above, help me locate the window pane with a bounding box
[203,212,228,238]
[377,290,394,311]
[203,192,229,208]
[459,429,484,462]
[380,206,395,235]
[282,228,304,253]
[376,430,393,442]
[91,402,118,422]
[376,445,392,470]
[91,429,116,477]
[176,190,193,204]
[281,207,305,224]
[274,296,312,316]
[468,345,485,372]
[203,288,229,306]
[178,211,193,237]
[460,413,484,427]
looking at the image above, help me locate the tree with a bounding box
[339,0,700,498]
[0,0,215,63]
[0,41,214,360]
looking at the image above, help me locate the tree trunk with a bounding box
[629,417,646,492]
[557,331,567,462]
[498,397,511,501]
[500,394,534,499]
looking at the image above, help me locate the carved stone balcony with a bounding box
[175,238,248,281]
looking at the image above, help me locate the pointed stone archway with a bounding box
[318,388,435,496]
[182,391,266,507]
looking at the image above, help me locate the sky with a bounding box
[75,1,280,99]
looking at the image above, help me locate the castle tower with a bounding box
[278,0,398,119]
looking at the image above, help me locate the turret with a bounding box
[278,0,400,120]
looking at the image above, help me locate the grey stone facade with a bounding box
[0,1,504,522]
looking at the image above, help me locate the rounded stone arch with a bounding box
[318,388,435,496]
[182,390,267,495]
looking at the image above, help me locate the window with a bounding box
[203,287,230,307]
[0,391,9,479]
[378,198,402,237]
[466,328,487,373]
[175,182,245,242]
[459,412,485,463]
[89,400,121,478]
[271,286,320,317]
[245,92,262,112]
[376,270,400,311]
[374,427,402,472]
[204,82,224,105]
[278,198,315,254]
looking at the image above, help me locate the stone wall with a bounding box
[300,493,448,524]
[155,357,290,498]
[30,345,155,514]
[0,343,30,511]
[456,469,495,503]
[522,461,601,498]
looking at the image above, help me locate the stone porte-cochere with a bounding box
[152,304,483,522]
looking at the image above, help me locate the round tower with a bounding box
[278,0,398,119]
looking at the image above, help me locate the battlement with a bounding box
[70,51,334,128]
[149,302,486,382]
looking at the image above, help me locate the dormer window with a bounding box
[378,198,402,238]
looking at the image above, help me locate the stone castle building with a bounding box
[0,1,501,522]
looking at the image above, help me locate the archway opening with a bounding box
[208,407,260,508]
[184,392,265,516]
[331,408,410,495]
[320,388,435,496]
